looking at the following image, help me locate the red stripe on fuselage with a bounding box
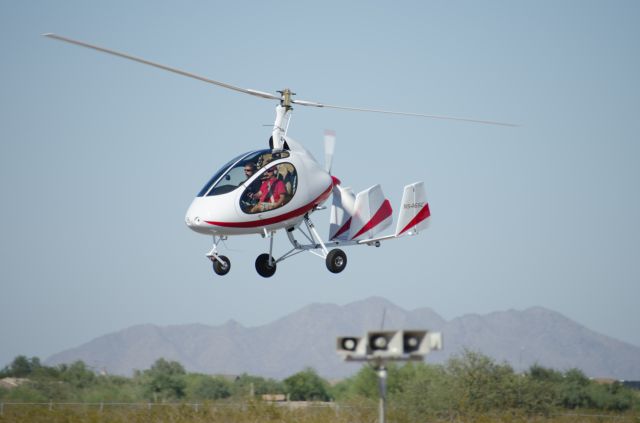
[350,199,392,240]
[204,184,333,228]
[398,203,431,235]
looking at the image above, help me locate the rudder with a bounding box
[395,182,430,236]
[349,184,393,241]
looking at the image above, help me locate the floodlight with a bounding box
[367,331,403,356]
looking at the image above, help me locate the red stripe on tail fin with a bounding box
[350,200,392,240]
[397,203,430,236]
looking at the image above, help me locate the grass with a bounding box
[1,401,638,423]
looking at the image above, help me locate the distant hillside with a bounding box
[45,297,640,379]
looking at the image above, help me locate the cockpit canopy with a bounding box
[197,149,292,197]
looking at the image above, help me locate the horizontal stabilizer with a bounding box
[395,182,430,236]
[349,185,392,241]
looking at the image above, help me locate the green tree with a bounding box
[81,374,140,403]
[585,381,634,411]
[142,358,187,401]
[559,368,590,409]
[528,364,563,383]
[393,363,451,420]
[445,350,519,414]
[521,364,562,414]
[341,365,378,399]
[2,356,42,377]
[233,373,283,397]
[331,363,417,401]
[186,374,233,400]
[59,361,96,389]
[283,367,330,401]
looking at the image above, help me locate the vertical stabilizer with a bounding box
[329,185,356,240]
[395,182,430,236]
[349,185,393,241]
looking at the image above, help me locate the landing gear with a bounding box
[205,217,354,277]
[255,253,277,278]
[212,255,231,276]
[326,249,347,273]
[207,236,231,276]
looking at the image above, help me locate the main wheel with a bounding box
[255,253,277,278]
[212,255,231,276]
[326,249,347,273]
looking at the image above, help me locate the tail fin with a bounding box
[329,183,393,241]
[329,184,356,241]
[395,182,430,236]
[349,184,393,241]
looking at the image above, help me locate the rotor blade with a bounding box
[42,33,281,101]
[292,99,519,127]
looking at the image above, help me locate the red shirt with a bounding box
[258,178,287,203]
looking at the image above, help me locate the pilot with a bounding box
[250,166,287,212]
[243,163,256,180]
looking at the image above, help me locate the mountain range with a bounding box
[45,297,640,380]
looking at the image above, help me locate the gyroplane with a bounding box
[44,33,515,278]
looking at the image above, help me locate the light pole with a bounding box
[337,330,443,423]
[377,365,387,423]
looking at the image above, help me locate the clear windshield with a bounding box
[196,152,252,197]
[240,162,298,214]
[197,149,291,197]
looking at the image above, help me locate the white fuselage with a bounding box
[185,135,334,236]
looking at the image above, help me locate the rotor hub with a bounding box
[278,88,295,110]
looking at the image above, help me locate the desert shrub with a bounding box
[186,374,233,400]
[283,367,331,401]
[232,373,284,397]
[139,358,187,401]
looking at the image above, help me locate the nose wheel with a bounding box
[255,253,277,278]
[212,255,231,276]
[326,249,347,273]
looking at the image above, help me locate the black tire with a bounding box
[326,249,347,273]
[255,253,277,278]
[212,255,231,276]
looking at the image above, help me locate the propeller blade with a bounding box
[293,99,518,127]
[42,33,281,101]
[324,130,336,173]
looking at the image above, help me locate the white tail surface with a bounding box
[349,184,393,241]
[395,182,430,236]
[329,185,356,241]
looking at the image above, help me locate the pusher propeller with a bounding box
[324,130,336,174]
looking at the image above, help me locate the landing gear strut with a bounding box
[207,236,231,276]
[206,215,355,277]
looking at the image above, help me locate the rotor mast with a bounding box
[272,88,295,150]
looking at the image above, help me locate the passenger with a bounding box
[250,166,287,213]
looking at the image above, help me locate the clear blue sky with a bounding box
[1,1,639,369]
